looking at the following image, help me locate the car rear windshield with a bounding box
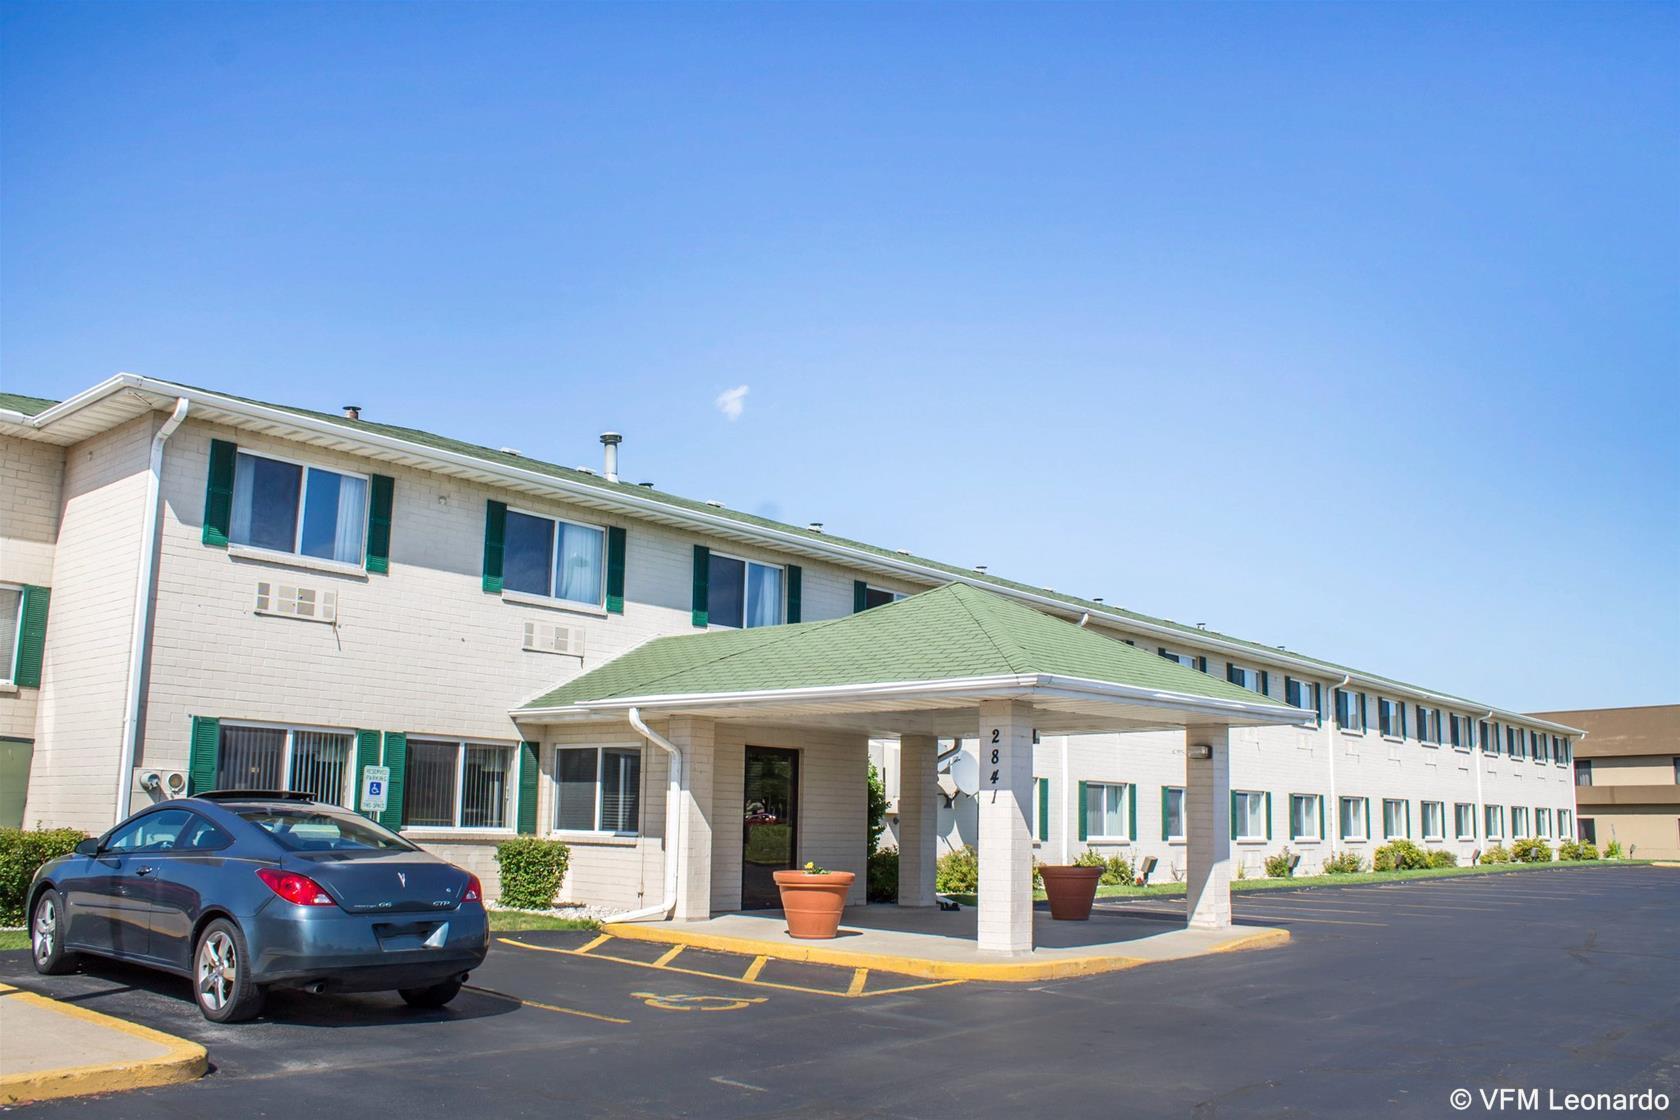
[234,806,413,852]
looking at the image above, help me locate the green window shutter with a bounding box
[13,585,51,688]
[202,439,237,547]
[353,730,380,814]
[1161,787,1170,841]
[1076,780,1088,842]
[691,545,710,627]
[853,580,868,613]
[1318,795,1326,840]
[1037,778,1049,842]
[1407,801,1413,839]
[605,526,627,613]
[517,741,539,834]
[365,474,395,574]
[1128,783,1138,842]
[379,733,407,830]
[785,564,802,624]
[1264,792,1273,840]
[1363,797,1371,840]
[1259,670,1269,695]
[1230,791,1238,840]
[482,501,507,592]
[188,716,220,794]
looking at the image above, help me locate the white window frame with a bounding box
[1382,798,1409,840]
[1289,793,1321,842]
[1455,802,1476,840]
[1162,786,1186,842]
[1449,714,1469,751]
[1421,801,1445,842]
[1284,677,1321,726]
[1335,689,1365,734]
[1378,697,1405,740]
[1227,664,1264,694]
[230,448,370,566]
[706,550,786,630]
[403,737,519,832]
[1157,647,1204,672]
[502,506,608,608]
[1511,806,1530,838]
[861,585,906,609]
[1232,790,1267,842]
[0,582,22,686]
[1085,781,1131,842]
[553,745,643,837]
[1485,804,1504,840]
[1535,807,1552,839]
[1339,796,1368,842]
[1558,808,1573,837]
[218,720,356,806]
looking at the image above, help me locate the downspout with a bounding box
[1326,672,1349,860]
[615,706,684,922]
[114,399,189,824]
[1568,729,1587,843]
[1475,709,1493,857]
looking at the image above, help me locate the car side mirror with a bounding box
[74,838,99,857]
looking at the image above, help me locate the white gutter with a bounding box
[613,707,684,923]
[16,374,1584,738]
[1326,673,1349,860]
[114,399,189,824]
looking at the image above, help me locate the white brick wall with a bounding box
[0,435,65,744]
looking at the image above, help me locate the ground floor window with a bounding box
[1558,808,1573,838]
[1231,790,1268,840]
[1511,806,1530,838]
[1535,807,1552,839]
[1455,802,1475,840]
[1421,801,1444,841]
[1161,786,1185,841]
[216,724,353,805]
[1485,804,1505,839]
[1084,782,1132,841]
[403,739,515,829]
[1289,793,1323,841]
[1578,817,1595,844]
[1382,798,1410,839]
[556,746,642,834]
[1340,796,1369,840]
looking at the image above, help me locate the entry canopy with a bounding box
[514,583,1315,736]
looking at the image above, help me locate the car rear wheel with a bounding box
[31,890,78,976]
[194,919,264,1023]
[399,978,463,1009]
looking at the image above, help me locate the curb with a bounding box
[599,922,1290,982]
[0,984,208,1105]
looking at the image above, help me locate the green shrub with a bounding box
[0,828,90,926]
[1070,848,1131,885]
[936,845,978,894]
[1557,839,1585,861]
[1264,848,1296,878]
[1604,839,1623,859]
[866,763,888,857]
[494,838,570,910]
[1425,849,1458,868]
[1510,837,1552,863]
[1479,844,1510,865]
[1373,838,1429,871]
[1323,850,1365,874]
[1575,840,1599,860]
[866,847,899,902]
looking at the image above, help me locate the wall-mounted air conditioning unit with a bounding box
[255,581,337,623]
[129,767,189,815]
[524,620,585,657]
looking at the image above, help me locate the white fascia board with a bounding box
[22,374,1578,737]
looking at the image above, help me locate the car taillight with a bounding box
[256,868,336,907]
[461,874,483,904]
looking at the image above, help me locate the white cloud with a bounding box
[715,384,749,421]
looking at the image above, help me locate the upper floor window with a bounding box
[216,723,354,806]
[1226,664,1268,695]
[1506,726,1526,759]
[1284,677,1322,724]
[1158,648,1207,673]
[1378,697,1407,739]
[232,450,367,565]
[1414,705,1443,745]
[504,509,605,605]
[1575,759,1593,787]
[1335,689,1367,733]
[0,584,19,684]
[1480,720,1499,755]
[1532,732,1549,763]
[404,738,516,830]
[860,585,904,610]
[1449,714,1467,749]
[708,553,783,629]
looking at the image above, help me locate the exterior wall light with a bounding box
[1189,744,1214,760]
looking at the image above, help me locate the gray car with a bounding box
[27,791,490,1022]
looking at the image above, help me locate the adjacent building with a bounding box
[1532,704,1679,860]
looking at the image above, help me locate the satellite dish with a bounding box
[949,748,979,797]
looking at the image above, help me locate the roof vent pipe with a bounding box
[808,522,823,533]
[342,405,361,420]
[974,564,987,574]
[600,432,623,483]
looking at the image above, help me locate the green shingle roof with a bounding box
[520,583,1290,711]
[0,392,57,417]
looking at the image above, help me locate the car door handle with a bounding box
[135,866,157,877]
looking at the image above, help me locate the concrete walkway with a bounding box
[605,905,1288,981]
[0,983,206,1105]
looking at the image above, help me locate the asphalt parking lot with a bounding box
[4,865,1676,1119]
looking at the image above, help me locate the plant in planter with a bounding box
[1039,849,1105,920]
[772,860,857,939]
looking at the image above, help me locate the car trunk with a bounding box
[289,850,472,914]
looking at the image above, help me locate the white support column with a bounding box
[896,734,938,907]
[976,700,1035,954]
[666,717,715,921]
[1185,724,1233,930]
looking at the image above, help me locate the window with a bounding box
[502,509,605,605]
[1511,806,1530,838]
[1506,726,1525,759]
[1335,689,1366,733]
[1158,648,1207,673]
[1575,759,1593,787]
[861,585,904,610]
[1289,794,1323,841]
[215,725,353,805]
[1557,808,1572,838]
[707,554,784,629]
[1485,804,1505,839]
[1455,802,1476,840]
[556,746,642,834]
[1339,796,1368,840]
[1449,714,1466,749]
[1415,705,1441,745]
[402,739,516,829]
[231,450,367,564]
[0,584,19,683]
[1232,790,1268,840]
[1378,697,1406,738]
[1284,677,1322,725]
[1227,664,1268,695]
[1532,731,1549,763]
[1578,817,1596,844]
[1383,798,1410,839]
[1084,782,1131,840]
[1162,786,1185,841]
[1481,720,1498,755]
[106,810,194,853]
[1421,801,1444,841]
[1535,807,1552,838]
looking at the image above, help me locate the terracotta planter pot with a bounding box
[772,870,857,939]
[1038,865,1101,920]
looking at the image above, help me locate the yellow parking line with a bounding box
[653,945,686,968]
[464,984,630,1024]
[846,969,869,996]
[741,955,769,982]
[575,934,612,955]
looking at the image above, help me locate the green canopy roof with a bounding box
[517,584,1303,733]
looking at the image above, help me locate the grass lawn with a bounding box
[486,910,600,932]
[0,929,27,951]
[941,858,1651,907]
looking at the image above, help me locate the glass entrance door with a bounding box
[742,747,799,909]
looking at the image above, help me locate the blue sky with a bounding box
[2,2,1675,711]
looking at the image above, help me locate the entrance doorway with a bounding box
[742,747,799,909]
